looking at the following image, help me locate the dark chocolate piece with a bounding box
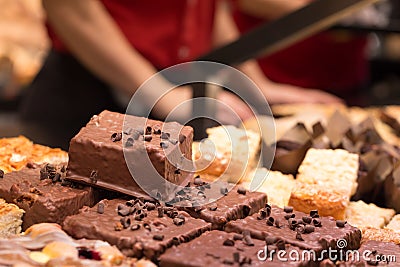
[0,169,4,179]
[224,206,361,258]
[111,132,122,142]
[66,111,194,199]
[0,165,97,230]
[159,231,317,267]
[63,199,211,260]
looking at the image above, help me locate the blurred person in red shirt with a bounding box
[20,0,341,148]
[232,0,370,105]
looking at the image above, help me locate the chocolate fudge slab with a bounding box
[160,230,316,267]
[63,199,211,261]
[0,164,96,230]
[171,182,267,229]
[224,206,361,256]
[67,110,194,199]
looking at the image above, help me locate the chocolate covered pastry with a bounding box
[160,230,317,267]
[169,181,267,229]
[67,110,194,199]
[0,164,97,230]
[63,198,211,260]
[225,205,361,257]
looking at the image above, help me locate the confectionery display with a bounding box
[2,106,400,266]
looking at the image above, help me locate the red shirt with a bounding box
[233,7,369,96]
[48,0,216,69]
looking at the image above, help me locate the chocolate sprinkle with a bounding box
[120,217,131,229]
[284,206,294,213]
[153,127,161,135]
[296,233,304,241]
[146,203,156,211]
[336,220,347,228]
[284,213,295,220]
[89,170,98,183]
[267,217,275,226]
[153,234,164,241]
[145,126,152,135]
[161,132,170,139]
[157,207,164,218]
[179,134,186,144]
[194,176,203,186]
[243,235,254,246]
[125,138,134,147]
[265,236,277,245]
[143,135,153,142]
[173,217,185,226]
[222,259,234,265]
[302,216,312,224]
[223,239,235,246]
[237,187,247,195]
[233,252,240,263]
[312,218,322,227]
[233,234,243,241]
[220,187,228,196]
[160,142,169,149]
[97,203,105,214]
[111,132,122,142]
[310,210,319,218]
[304,225,315,233]
[208,203,218,211]
[144,223,151,231]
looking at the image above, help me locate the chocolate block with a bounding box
[224,206,361,258]
[160,230,316,267]
[63,199,211,260]
[0,164,96,230]
[67,110,194,199]
[170,182,267,229]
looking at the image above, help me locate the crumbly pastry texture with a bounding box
[345,200,395,229]
[0,198,24,238]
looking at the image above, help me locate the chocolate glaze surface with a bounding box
[67,110,194,199]
[63,199,211,261]
[224,206,361,256]
[160,230,316,267]
[173,183,267,229]
[0,165,96,230]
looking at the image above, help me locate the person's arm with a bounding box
[43,0,192,118]
[237,0,310,20]
[213,0,343,104]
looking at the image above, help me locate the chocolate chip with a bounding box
[143,135,152,142]
[123,127,133,135]
[223,239,235,246]
[111,132,122,142]
[304,225,315,233]
[26,162,37,169]
[243,235,254,246]
[237,187,247,195]
[60,166,66,173]
[160,142,168,149]
[114,222,123,231]
[267,217,275,226]
[257,210,267,220]
[172,237,180,246]
[118,207,130,217]
[208,203,218,211]
[173,217,185,226]
[97,203,105,214]
[120,217,131,229]
[296,224,305,234]
[40,168,48,180]
[146,203,156,211]
[220,187,228,196]
[144,223,151,231]
[336,220,347,228]
[265,236,277,245]
[125,138,134,147]
[284,206,294,213]
[296,233,304,241]
[130,224,140,231]
[275,219,282,228]
[89,170,98,183]
[241,256,252,265]
[174,169,181,175]
[161,132,170,139]
[310,210,319,218]
[145,126,152,135]
[169,139,178,145]
[153,234,164,241]
[284,213,295,220]
[233,234,243,241]
[312,218,322,227]
[302,216,312,224]
[153,127,161,135]
[157,207,164,218]
[179,134,186,144]
[276,239,286,250]
[288,218,297,227]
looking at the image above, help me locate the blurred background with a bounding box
[0,0,399,139]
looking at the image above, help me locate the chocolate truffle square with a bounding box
[67,110,194,198]
[224,205,361,258]
[160,230,317,267]
[173,182,267,229]
[63,199,211,260]
[0,164,97,230]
